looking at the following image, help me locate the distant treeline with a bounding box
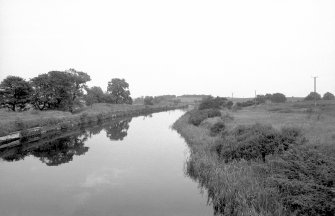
[134,95,180,105]
[237,91,335,108]
[0,69,132,112]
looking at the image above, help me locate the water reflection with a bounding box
[0,118,132,166]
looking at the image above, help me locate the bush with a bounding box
[263,147,335,215]
[323,92,335,100]
[210,122,225,136]
[214,124,305,162]
[188,109,221,126]
[198,96,233,110]
[236,100,255,108]
[305,92,321,101]
[270,93,287,103]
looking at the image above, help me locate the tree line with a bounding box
[0,69,132,112]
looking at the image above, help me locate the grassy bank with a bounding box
[173,101,335,216]
[0,103,187,137]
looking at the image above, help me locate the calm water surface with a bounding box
[0,110,213,216]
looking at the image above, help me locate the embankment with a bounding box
[173,110,335,216]
[0,104,187,148]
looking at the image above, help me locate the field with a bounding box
[173,100,335,215]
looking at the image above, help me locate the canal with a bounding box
[0,110,213,216]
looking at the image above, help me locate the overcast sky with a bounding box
[0,0,334,98]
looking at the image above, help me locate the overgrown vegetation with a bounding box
[188,109,221,126]
[173,101,335,216]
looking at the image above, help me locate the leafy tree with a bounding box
[30,74,53,110]
[107,78,132,104]
[30,69,90,111]
[0,76,32,111]
[144,96,154,105]
[323,92,335,100]
[66,68,91,108]
[84,86,104,106]
[270,93,286,103]
[304,92,321,101]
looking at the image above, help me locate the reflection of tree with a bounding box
[30,133,89,166]
[1,147,29,162]
[104,118,132,141]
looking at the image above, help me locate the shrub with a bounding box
[188,109,221,126]
[210,122,225,136]
[270,93,287,103]
[214,124,305,162]
[323,92,335,100]
[236,100,255,108]
[263,148,335,215]
[198,96,233,110]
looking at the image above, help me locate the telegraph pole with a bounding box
[312,76,318,107]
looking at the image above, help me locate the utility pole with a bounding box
[231,92,233,99]
[254,90,257,106]
[312,76,318,107]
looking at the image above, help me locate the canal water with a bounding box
[0,110,213,216]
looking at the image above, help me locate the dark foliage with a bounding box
[270,93,287,103]
[304,92,321,101]
[215,124,306,162]
[84,86,105,106]
[198,96,228,110]
[262,147,335,215]
[0,76,32,111]
[188,109,221,126]
[210,122,226,136]
[107,78,132,104]
[323,92,335,100]
[236,100,255,108]
[30,69,91,111]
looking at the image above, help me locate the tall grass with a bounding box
[173,103,335,216]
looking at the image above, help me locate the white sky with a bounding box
[0,0,334,98]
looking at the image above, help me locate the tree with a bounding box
[323,92,335,100]
[304,92,321,101]
[66,69,91,109]
[144,96,154,105]
[107,78,132,104]
[30,69,90,111]
[270,93,287,103]
[30,74,53,110]
[84,86,104,106]
[0,76,32,111]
